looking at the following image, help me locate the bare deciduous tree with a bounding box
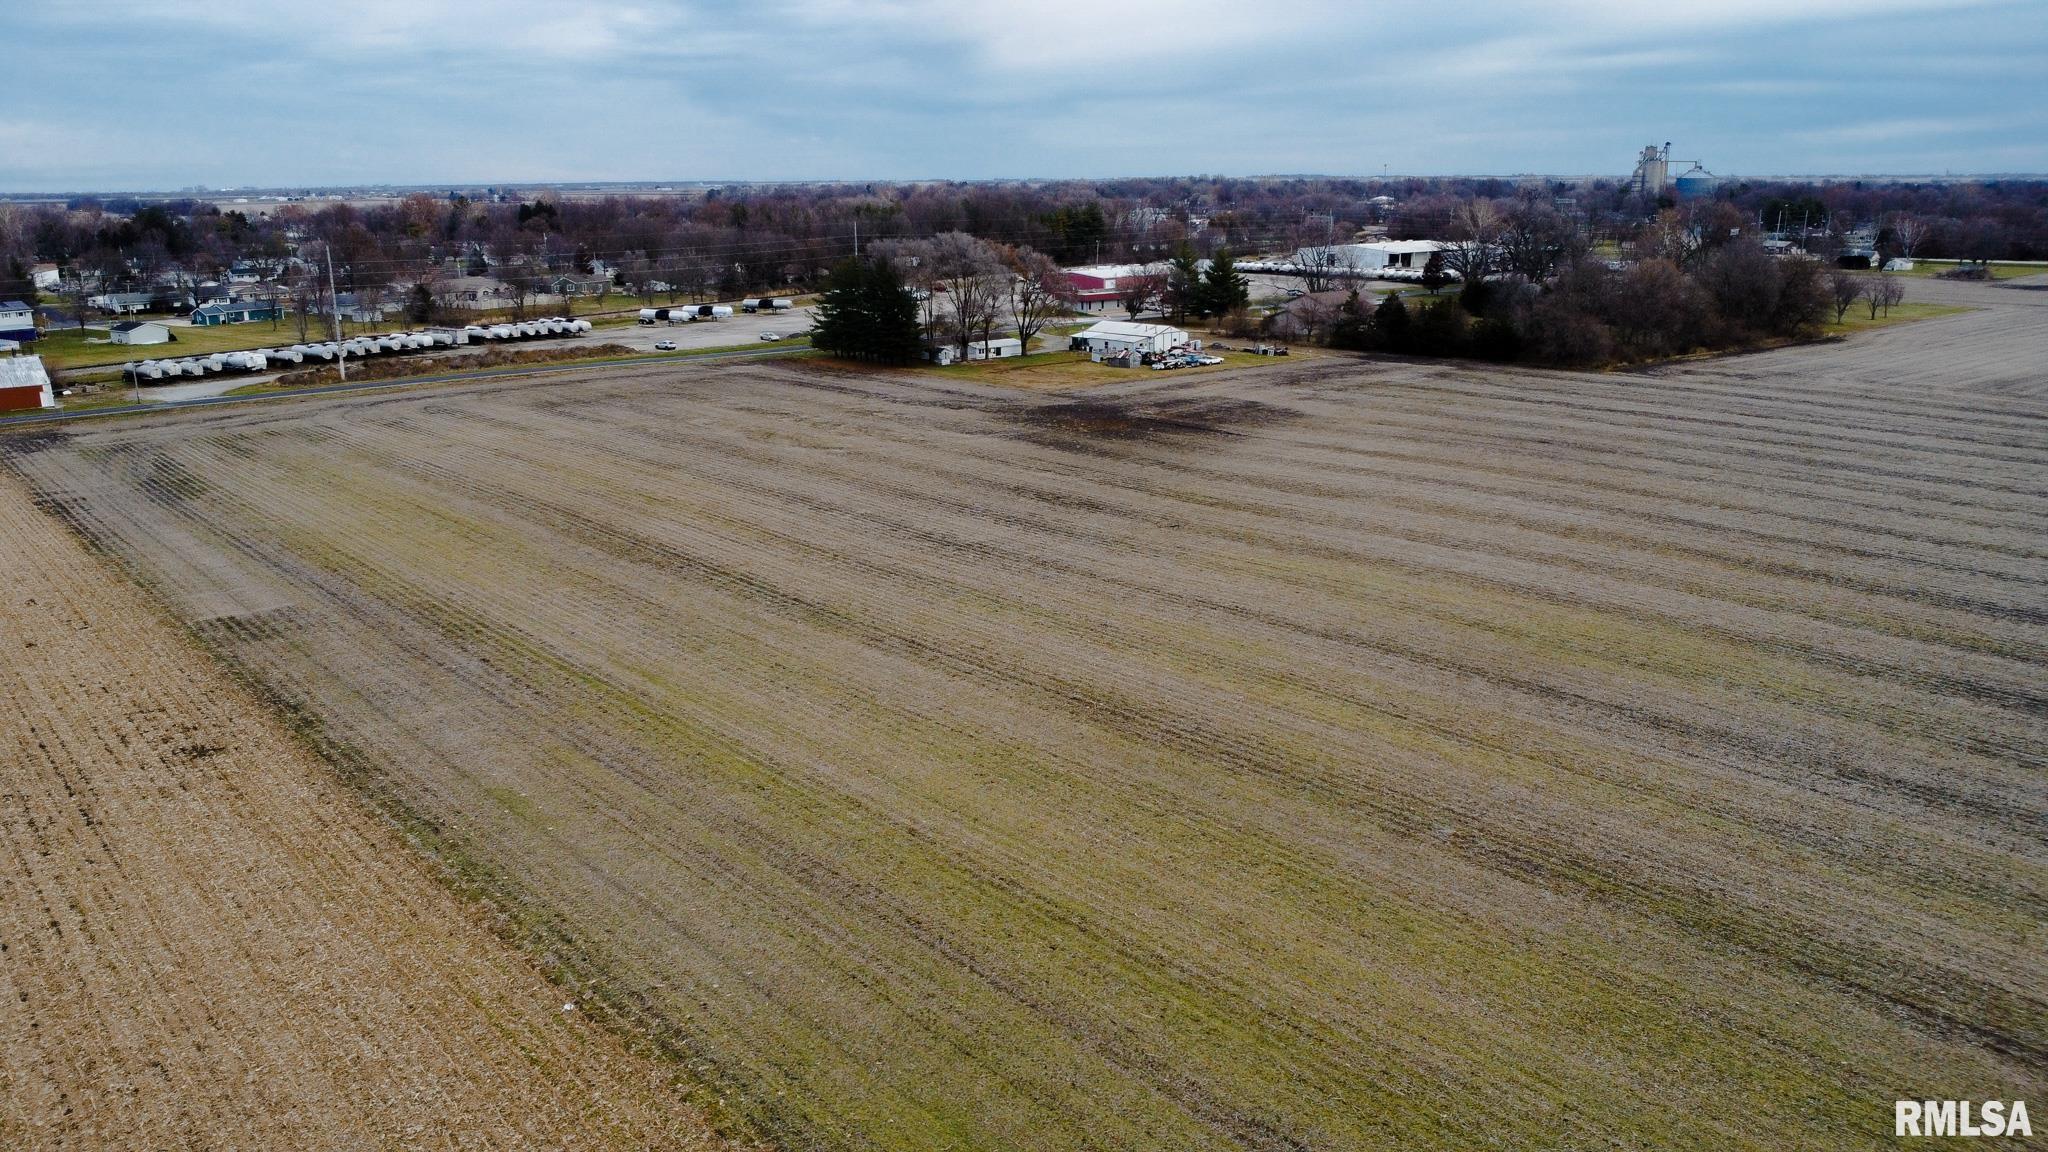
[928,231,1007,356]
[1638,208,1703,268]
[1441,199,1503,285]
[1118,271,1164,319]
[1295,246,1344,293]
[1828,270,1865,323]
[1002,246,1073,354]
[1887,213,1929,260]
[1879,274,1905,316]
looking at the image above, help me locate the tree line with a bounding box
[1289,240,1845,367]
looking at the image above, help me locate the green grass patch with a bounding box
[1887,260,2046,280]
[35,321,320,373]
[1824,301,1972,332]
[218,336,815,398]
[924,347,1291,391]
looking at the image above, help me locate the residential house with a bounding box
[191,300,284,326]
[331,292,401,324]
[436,276,513,307]
[0,301,36,342]
[89,291,156,315]
[549,273,611,297]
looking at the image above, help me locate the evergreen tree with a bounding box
[408,283,434,325]
[811,258,923,364]
[1165,244,1204,322]
[1373,292,1412,353]
[1199,247,1250,318]
[1420,250,1449,296]
[864,259,924,364]
[1329,289,1372,351]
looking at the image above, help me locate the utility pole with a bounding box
[325,243,347,382]
[853,219,859,258]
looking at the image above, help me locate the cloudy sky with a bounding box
[6,0,2043,191]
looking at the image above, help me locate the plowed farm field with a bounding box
[0,472,729,1149]
[5,282,2045,1151]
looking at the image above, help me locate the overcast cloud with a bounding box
[5,0,2043,190]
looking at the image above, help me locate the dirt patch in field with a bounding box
[1008,396,1295,443]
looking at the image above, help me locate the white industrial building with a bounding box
[1291,240,1446,272]
[109,320,173,345]
[1069,321,1189,358]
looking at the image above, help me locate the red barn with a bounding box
[0,356,56,413]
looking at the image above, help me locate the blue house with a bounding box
[0,301,36,342]
[190,300,283,326]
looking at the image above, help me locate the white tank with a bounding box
[573,319,592,333]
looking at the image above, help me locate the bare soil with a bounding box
[4,274,2044,1150]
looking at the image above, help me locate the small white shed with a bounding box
[109,320,173,345]
[965,338,1023,361]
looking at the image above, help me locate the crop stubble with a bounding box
[4,283,2045,1150]
[0,469,732,1148]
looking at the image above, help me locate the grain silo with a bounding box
[1675,164,1720,201]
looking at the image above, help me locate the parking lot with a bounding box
[568,303,812,353]
[117,302,814,404]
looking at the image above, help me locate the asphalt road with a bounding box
[2,343,813,428]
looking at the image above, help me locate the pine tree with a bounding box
[810,259,866,359]
[1165,244,1203,322]
[864,260,924,364]
[811,258,923,364]
[1420,250,1449,296]
[1200,247,1250,317]
[1373,292,1412,353]
[1330,289,1371,350]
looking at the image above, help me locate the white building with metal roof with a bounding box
[1068,321,1190,357]
[0,356,55,412]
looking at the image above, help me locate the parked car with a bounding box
[654,340,677,351]
[759,332,782,341]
